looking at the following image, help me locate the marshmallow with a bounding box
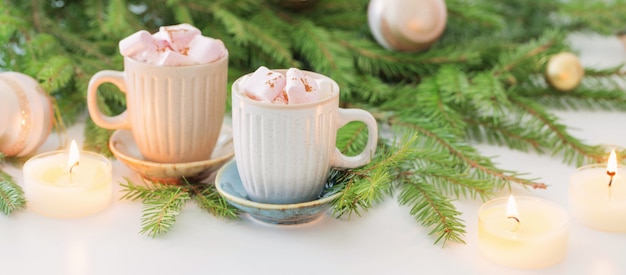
[271,91,289,105]
[157,49,193,66]
[151,31,174,53]
[242,66,286,102]
[158,23,201,53]
[316,77,334,99]
[119,30,158,62]
[285,68,320,104]
[187,35,225,64]
[119,24,227,66]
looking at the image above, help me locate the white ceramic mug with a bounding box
[231,70,378,204]
[87,55,228,163]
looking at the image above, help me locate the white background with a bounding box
[2,34,626,275]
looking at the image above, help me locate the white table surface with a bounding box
[2,34,626,275]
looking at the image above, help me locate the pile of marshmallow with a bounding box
[242,67,329,105]
[119,23,227,66]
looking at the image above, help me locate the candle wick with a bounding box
[506,216,520,232]
[607,170,615,187]
[507,216,520,223]
[69,161,79,174]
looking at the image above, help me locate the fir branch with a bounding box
[213,8,299,68]
[342,37,481,80]
[170,4,194,26]
[584,65,626,77]
[465,116,544,154]
[509,94,605,165]
[414,77,468,133]
[391,118,545,190]
[435,66,471,106]
[83,120,114,157]
[561,0,626,35]
[36,55,74,92]
[410,166,493,201]
[468,72,511,121]
[522,87,626,112]
[120,178,239,237]
[140,187,191,238]
[332,168,392,218]
[494,34,558,77]
[446,0,505,30]
[190,184,239,219]
[290,22,356,97]
[336,121,370,155]
[34,14,115,66]
[102,0,144,40]
[398,180,466,246]
[119,178,184,201]
[0,169,27,216]
[332,132,418,218]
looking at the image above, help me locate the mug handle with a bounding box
[331,108,379,168]
[87,70,130,130]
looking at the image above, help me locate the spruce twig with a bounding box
[391,119,546,190]
[0,166,27,216]
[190,183,239,219]
[139,187,190,238]
[399,180,466,246]
[509,95,605,165]
[120,178,238,237]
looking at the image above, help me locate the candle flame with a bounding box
[506,194,519,221]
[607,150,618,175]
[68,140,80,173]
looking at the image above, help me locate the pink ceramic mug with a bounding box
[87,54,228,163]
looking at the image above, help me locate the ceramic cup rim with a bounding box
[123,51,229,70]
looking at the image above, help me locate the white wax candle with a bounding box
[478,196,570,269]
[569,164,626,231]
[23,149,112,218]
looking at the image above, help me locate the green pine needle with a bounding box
[0,169,27,216]
[139,187,190,238]
[120,178,238,237]
[398,181,466,246]
[192,184,239,219]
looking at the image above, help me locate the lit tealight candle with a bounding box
[478,195,570,269]
[23,140,112,218]
[569,150,626,231]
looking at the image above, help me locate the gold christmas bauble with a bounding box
[545,52,584,92]
[0,72,53,157]
[368,0,447,52]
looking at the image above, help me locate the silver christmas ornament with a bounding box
[368,0,447,52]
[0,72,54,157]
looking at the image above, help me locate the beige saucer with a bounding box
[109,125,234,184]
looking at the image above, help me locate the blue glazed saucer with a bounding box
[215,160,342,225]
